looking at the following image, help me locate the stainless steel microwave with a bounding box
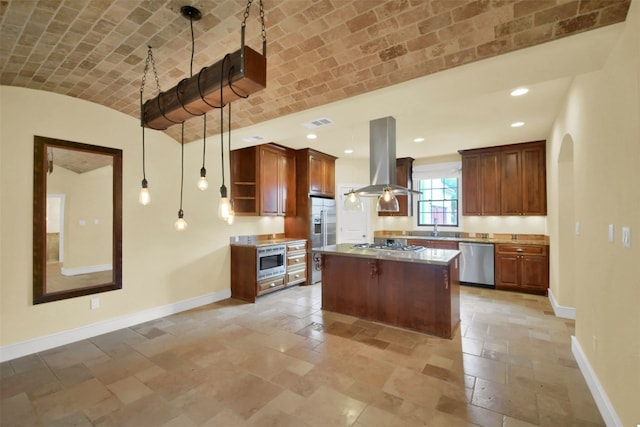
[256,244,286,281]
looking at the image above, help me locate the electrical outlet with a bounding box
[608,224,614,242]
[622,226,631,248]
[90,298,99,310]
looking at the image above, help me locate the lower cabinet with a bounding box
[231,239,307,303]
[285,240,307,286]
[494,243,549,295]
[407,239,459,250]
[321,254,460,339]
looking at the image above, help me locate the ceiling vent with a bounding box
[301,117,334,129]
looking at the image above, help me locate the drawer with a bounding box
[287,241,307,252]
[257,276,285,295]
[287,253,306,267]
[286,269,306,285]
[495,244,547,255]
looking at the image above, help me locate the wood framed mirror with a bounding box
[33,136,122,304]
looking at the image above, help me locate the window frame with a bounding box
[413,162,461,228]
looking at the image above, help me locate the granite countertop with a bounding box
[313,243,460,266]
[376,232,549,246]
[230,236,306,247]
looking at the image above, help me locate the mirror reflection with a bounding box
[34,136,122,304]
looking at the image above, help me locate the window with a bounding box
[414,162,460,227]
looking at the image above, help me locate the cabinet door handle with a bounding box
[269,282,276,288]
[516,248,523,252]
[295,258,300,263]
[295,274,300,279]
[443,270,449,289]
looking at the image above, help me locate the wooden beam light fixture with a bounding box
[141,1,267,131]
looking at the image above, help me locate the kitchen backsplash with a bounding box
[373,215,547,236]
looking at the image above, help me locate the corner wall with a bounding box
[0,87,283,351]
[546,1,640,424]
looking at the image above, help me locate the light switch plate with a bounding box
[622,226,631,248]
[575,221,581,236]
[608,224,614,242]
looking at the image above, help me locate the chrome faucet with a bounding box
[433,217,438,237]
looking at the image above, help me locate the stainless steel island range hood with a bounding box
[348,116,418,211]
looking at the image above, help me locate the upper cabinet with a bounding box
[459,141,547,216]
[297,148,336,198]
[379,157,414,217]
[461,152,501,216]
[231,143,295,216]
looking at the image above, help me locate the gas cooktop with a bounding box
[352,243,426,252]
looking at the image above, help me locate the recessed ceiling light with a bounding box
[511,121,525,127]
[510,88,529,96]
[344,149,353,154]
[306,133,317,140]
[413,137,425,143]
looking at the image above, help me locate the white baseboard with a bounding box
[61,263,112,276]
[0,289,231,363]
[548,288,576,319]
[571,336,623,427]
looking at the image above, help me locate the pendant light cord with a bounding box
[140,91,146,181]
[220,54,230,188]
[202,113,206,169]
[179,123,185,212]
[189,15,195,78]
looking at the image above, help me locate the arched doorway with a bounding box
[557,134,576,309]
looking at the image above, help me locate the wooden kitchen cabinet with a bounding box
[230,143,295,216]
[459,140,546,216]
[494,243,549,295]
[407,239,459,250]
[379,157,414,217]
[285,240,307,286]
[501,142,547,215]
[297,148,336,198]
[321,253,460,338]
[461,152,501,215]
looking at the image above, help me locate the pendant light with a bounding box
[225,101,235,224]
[138,46,160,206]
[217,54,233,222]
[344,189,363,211]
[197,113,209,191]
[174,123,188,231]
[377,186,399,212]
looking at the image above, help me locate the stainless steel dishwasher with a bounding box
[459,242,495,288]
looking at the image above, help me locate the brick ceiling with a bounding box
[0,0,631,144]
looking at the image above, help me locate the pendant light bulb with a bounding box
[197,167,208,191]
[218,185,232,220]
[139,179,151,206]
[226,202,235,225]
[377,186,399,212]
[344,189,363,211]
[174,209,187,231]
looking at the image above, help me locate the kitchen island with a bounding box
[314,244,461,339]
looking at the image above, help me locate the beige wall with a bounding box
[0,86,283,346]
[547,1,639,424]
[48,164,113,269]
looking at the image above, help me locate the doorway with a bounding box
[558,135,575,306]
[46,194,65,263]
[337,184,371,244]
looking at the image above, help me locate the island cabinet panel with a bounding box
[460,140,546,216]
[494,243,549,295]
[321,254,460,339]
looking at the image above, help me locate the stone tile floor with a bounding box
[0,285,603,426]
